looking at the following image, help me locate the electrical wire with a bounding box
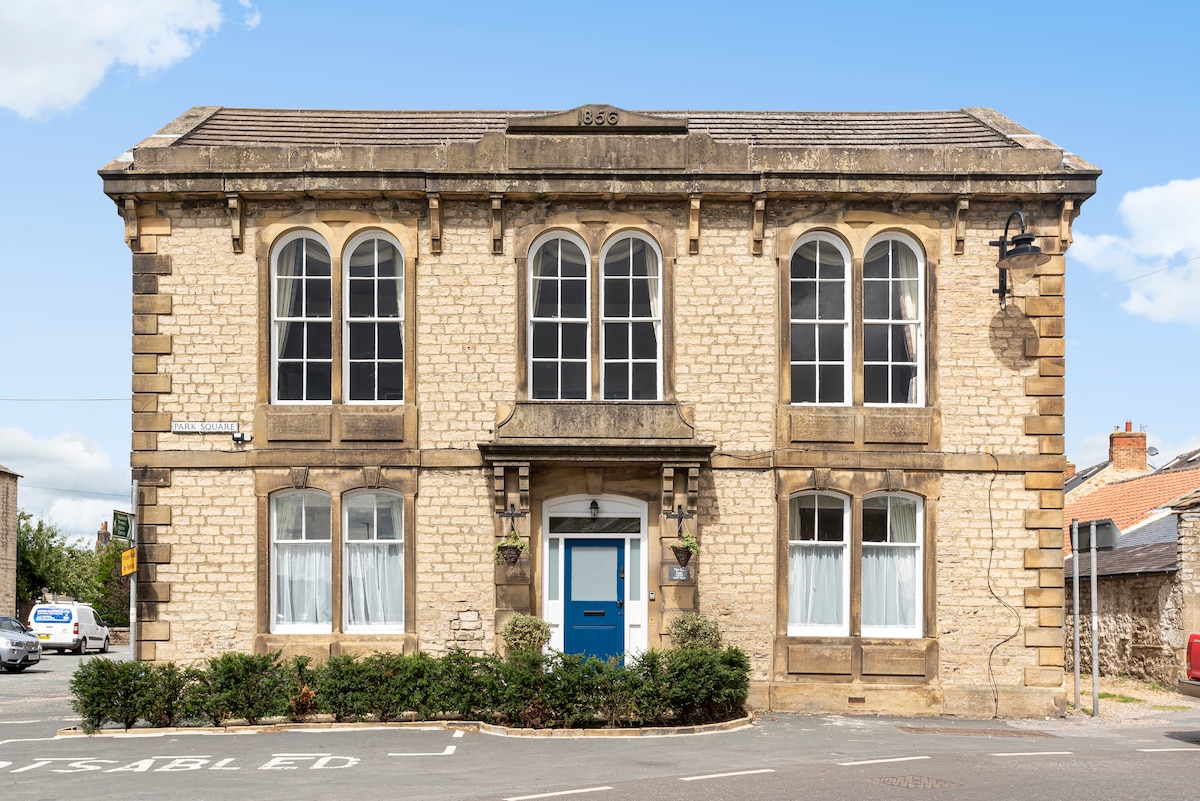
[985,451,1023,718]
[21,483,129,499]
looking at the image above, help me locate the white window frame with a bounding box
[528,231,591,401]
[271,231,334,404]
[599,233,663,401]
[862,233,925,407]
[860,492,924,639]
[789,232,851,406]
[343,231,405,404]
[787,492,851,637]
[342,489,405,633]
[270,489,332,634]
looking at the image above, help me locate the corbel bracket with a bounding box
[688,194,701,255]
[491,194,504,255]
[953,196,970,256]
[1058,198,1075,252]
[122,196,140,252]
[226,193,244,253]
[428,193,442,255]
[661,467,676,515]
[751,194,766,256]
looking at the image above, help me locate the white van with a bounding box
[26,603,111,654]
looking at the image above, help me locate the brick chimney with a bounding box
[1110,420,1148,471]
[1064,462,1077,480]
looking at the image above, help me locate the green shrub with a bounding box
[664,646,750,723]
[284,655,317,722]
[667,612,722,650]
[436,649,501,721]
[185,651,287,725]
[500,613,551,654]
[624,649,671,725]
[312,653,369,722]
[69,657,150,733]
[142,662,189,728]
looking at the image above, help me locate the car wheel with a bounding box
[3,664,29,673]
[100,637,110,654]
[56,648,65,654]
[75,639,86,655]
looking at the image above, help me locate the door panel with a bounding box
[564,539,624,659]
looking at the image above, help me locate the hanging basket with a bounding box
[670,545,693,568]
[496,544,523,566]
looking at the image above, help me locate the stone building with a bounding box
[0,464,18,616]
[100,105,1097,717]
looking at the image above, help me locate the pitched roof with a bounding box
[1157,447,1200,473]
[173,108,1021,149]
[1065,542,1177,579]
[1062,467,1200,540]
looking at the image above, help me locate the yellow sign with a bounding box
[121,548,137,576]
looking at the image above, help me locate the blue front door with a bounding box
[564,539,624,660]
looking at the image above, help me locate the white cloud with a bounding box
[1072,178,1200,330]
[0,428,128,546]
[239,0,261,30]
[0,0,223,119]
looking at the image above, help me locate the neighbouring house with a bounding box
[0,464,18,616]
[1064,421,1155,505]
[100,105,1098,717]
[1064,450,1200,683]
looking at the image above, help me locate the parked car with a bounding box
[1181,632,1200,698]
[0,615,42,672]
[25,603,110,654]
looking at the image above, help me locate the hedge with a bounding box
[68,645,749,733]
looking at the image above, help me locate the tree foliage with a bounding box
[15,511,129,625]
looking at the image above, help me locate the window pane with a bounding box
[864,281,889,319]
[533,242,559,277]
[276,240,304,278]
[348,362,373,401]
[307,362,331,401]
[561,362,587,399]
[349,323,374,359]
[306,277,331,317]
[605,322,629,359]
[630,278,652,316]
[345,495,374,540]
[277,362,304,401]
[532,363,558,399]
[274,494,304,540]
[791,243,817,279]
[862,498,888,542]
[864,243,889,278]
[278,320,304,360]
[348,279,374,318]
[818,243,845,279]
[818,282,844,319]
[548,539,560,601]
[817,325,842,361]
[862,545,917,629]
[791,324,816,361]
[788,543,844,629]
[864,365,889,403]
[628,539,641,601]
[605,240,631,276]
[377,323,403,359]
[816,505,844,542]
[531,322,558,358]
[791,281,816,320]
[864,324,889,361]
[631,321,656,359]
[892,364,916,404]
[605,277,630,316]
[560,240,587,277]
[378,278,400,318]
[307,244,331,276]
[533,278,558,317]
[570,546,617,601]
[791,364,815,404]
[277,277,303,317]
[631,363,656,400]
[378,363,403,401]
[561,279,587,319]
[604,363,627,399]
[561,323,587,360]
[307,322,331,360]
[817,366,843,404]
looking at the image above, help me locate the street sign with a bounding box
[112,510,132,541]
[121,547,137,576]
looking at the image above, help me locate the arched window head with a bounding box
[789,233,850,405]
[272,234,332,402]
[601,234,662,400]
[529,233,590,400]
[862,235,924,406]
[344,233,405,403]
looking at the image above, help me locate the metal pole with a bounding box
[1090,520,1099,718]
[128,479,138,663]
[1071,519,1080,712]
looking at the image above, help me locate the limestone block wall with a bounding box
[693,468,777,681]
[414,468,496,655]
[147,470,258,663]
[1179,511,1200,649]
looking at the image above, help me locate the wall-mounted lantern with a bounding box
[990,210,1051,308]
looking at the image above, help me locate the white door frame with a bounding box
[542,494,649,656]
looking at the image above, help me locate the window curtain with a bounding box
[788,543,844,628]
[894,244,920,404]
[275,543,331,627]
[275,240,303,370]
[345,493,405,628]
[861,497,918,630]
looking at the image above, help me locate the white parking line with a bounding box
[505,787,612,800]
[837,755,930,766]
[1137,747,1200,752]
[989,751,1073,757]
[680,768,775,781]
[388,745,456,756]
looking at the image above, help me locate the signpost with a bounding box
[128,480,138,662]
[112,510,132,543]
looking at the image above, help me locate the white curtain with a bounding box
[345,543,404,627]
[894,243,921,404]
[274,543,331,627]
[862,497,919,631]
[788,543,844,629]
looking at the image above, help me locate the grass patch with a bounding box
[1098,691,1143,704]
[1152,704,1190,712]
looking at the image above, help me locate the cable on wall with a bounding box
[985,451,1023,718]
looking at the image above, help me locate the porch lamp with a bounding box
[989,210,1050,308]
[589,499,599,520]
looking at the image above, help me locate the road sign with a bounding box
[113,510,132,541]
[121,547,137,576]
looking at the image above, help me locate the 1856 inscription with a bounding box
[578,108,620,126]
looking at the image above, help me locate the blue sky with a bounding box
[1,0,1198,541]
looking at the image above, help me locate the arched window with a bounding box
[789,233,850,404]
[861,492,923,638]
[270,489,332,632]
[862,235,924,405]
[787,492,850,635]
[272,233,332,402]
[600,234,662,400]
[529,232,590,400]
[344,233,405,402]
[343,490,405,631]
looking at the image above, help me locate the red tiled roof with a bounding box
[1062,469,1200,547]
